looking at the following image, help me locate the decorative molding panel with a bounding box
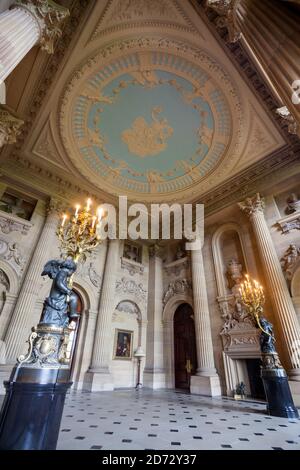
[0,212,32,235]
[164,257,189,276]
[277,213,300,234]
[121,257,144,276]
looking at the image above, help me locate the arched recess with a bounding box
[115,299,143,346]
[212,222,249,297]
[110,299,144,388]
[162,293,193,389]
[291,262,300,325]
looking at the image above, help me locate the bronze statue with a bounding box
[40,259,79,328]
[258,316,277,354]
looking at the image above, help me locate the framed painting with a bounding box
[113,329,133,360]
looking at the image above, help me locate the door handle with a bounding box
[185,359,192,374]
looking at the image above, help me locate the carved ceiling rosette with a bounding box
[59,37,244,203]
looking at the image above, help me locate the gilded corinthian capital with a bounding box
[238,193,265,217]
[0,104,24,148]
[13,0,70,54]
[206,0,241,43]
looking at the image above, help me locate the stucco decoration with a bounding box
[60,38,244,202]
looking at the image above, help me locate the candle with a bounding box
[86,198,91,212]
[91,216,96,229]
[75,204,80,217]
[61,214,67,227]
[97,207,104,221]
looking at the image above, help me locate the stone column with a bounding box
[239,193,300,382]
[85,239,117,391]
[190,242,221,396]
[4,198,62,363]
[235,0,300,132]
[0,1,69,83]
[143,245,166,389]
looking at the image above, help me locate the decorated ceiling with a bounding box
[60,43,243,201]
[14,0,285,204]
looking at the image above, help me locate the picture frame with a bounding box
[113,329,133,360]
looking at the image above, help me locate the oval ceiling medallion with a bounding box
[60,40,242,202]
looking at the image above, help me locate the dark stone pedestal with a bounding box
[0,366,72,450]
[261,368,299,419]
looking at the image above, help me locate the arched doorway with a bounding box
[174,303,197,390]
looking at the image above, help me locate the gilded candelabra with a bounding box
[239,274,268,335]
[238,274,299,419]
[57,198,103,265]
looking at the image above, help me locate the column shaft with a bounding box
[0,8,40,82]
[191,247,216,375]
[236,0,300,126]
[239,194,300,380]
[90,239,117,371]
[144,249,165,388]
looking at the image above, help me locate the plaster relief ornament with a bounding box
[0,104,24,148]
[281,244,300,280]
[4,242,25,270]
[206,0,241,43]
[163,279,192,305]
[116,277,147,303]
[276,106,298,135]
[286,193,300,214]
[121,106,173,157]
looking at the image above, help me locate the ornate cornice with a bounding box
[200,145,300,215]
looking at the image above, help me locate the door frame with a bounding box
[162,294,194,389]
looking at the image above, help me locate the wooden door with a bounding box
[174,303,197,389]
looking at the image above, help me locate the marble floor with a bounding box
[57,389,300,450]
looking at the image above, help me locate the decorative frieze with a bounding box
[0,213,31,235]
[0,105,24,148]
[163,278,192,306]
[121,257,144,276]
